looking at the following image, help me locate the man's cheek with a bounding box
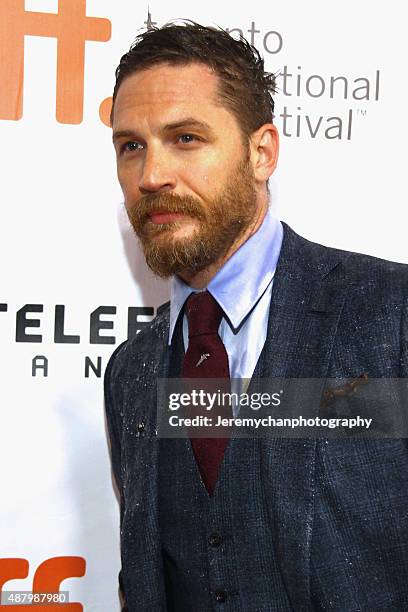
[117,167,137,193]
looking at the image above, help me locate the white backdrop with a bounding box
[1,1,407,610]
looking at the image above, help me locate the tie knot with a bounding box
[185,291,223,338]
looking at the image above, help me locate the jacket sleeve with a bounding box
[104,340,128,496]
[104,340,129,612]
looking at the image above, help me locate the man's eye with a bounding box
[121,141,143,154]
[178,134,197,144]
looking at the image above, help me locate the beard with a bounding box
[125,157,258,278]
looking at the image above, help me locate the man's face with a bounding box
[112,62,260,278]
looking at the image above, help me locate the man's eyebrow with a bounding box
[112,129,138,143]
[112,118,214,142]
[162,118,213,133]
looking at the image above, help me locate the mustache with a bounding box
[128,192,207,225]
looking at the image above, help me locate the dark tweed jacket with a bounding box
[105,223,408,611]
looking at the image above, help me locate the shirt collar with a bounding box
[168,208,283,344]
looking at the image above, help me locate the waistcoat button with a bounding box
[214,590,227,603]
[137,421,145,433]
[209,533,222,548]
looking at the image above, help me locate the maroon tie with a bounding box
[182,291,231,496]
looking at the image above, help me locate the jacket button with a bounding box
[214,590,227,603]
[137,421,145,433]
[209,533,222,548]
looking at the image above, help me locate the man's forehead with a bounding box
[112,63,223,125]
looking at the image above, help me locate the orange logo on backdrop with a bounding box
[0,0,111,124]
[0,557,85,610]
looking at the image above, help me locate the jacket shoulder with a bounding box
[104,300,170,393]
[282,222,408,290]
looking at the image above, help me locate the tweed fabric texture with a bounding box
[104,222,408,611]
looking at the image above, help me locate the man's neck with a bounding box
[178,201,268,289]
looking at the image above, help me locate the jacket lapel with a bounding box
[259,223,350,610]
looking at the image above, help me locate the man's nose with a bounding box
[138,147,176,194]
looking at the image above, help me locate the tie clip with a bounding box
[196,353,210,367]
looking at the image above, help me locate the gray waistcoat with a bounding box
[158,319,293,612]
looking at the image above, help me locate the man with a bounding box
[104,22,408,611]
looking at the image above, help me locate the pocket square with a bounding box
[320,372,369,408]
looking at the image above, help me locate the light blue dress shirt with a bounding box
[169,208,283,411]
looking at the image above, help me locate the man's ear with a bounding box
[249,124,279,184]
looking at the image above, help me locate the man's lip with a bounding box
[148,211,187,224]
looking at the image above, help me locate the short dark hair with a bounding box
[111,21,276,138]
